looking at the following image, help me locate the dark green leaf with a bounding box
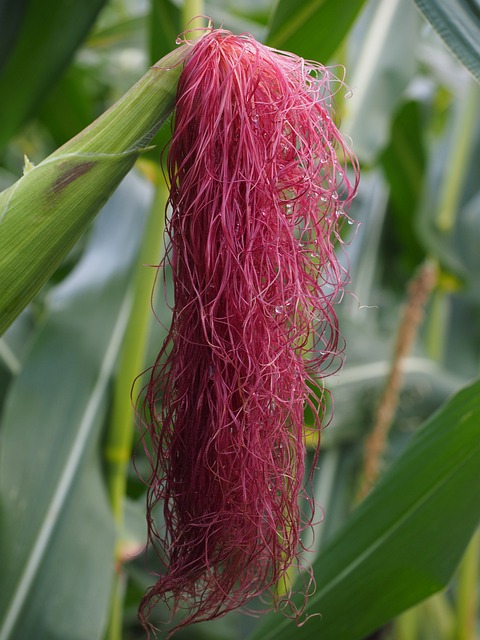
[149,0,181,64]
[250,378,480,640]
[0,0,109,148]
[266,0,367,61]
[380,100,427,275]
[0,0,28,74]
[414,0,480,82]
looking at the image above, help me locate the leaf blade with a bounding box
[414,0,480,82]
[0,0,108,147]
[266,0,367,61]
[250,378,480,640]
[0,172,153,640]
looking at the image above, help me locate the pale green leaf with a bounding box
[0,171,153,640]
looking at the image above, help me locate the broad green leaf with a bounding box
[0,0,28,74]
[150,0,181,64]
[0,171,153,640]
[0,45,188,336]
[266,0,367,62]
[380,100,427,276]
[414,0,480,83]
[0,0,108,148]
[37,66,103,148]
[250,378,480,640]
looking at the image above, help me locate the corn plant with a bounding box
[0,1,479,639]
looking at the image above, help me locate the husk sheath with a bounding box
[0,46,189,334]
[139,29,359,636]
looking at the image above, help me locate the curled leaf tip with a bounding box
[138,26,359,637]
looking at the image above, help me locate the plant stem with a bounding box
[104,571,127,640]
[454,528,480,640]
[426,82,480,640]
[105,176,167,520]
[356,261,437,501]
[394,606,419,640]
[104,173,168,639]
[182,0,205,32]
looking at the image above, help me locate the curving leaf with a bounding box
[266,0,367,62]
[0,171,153,640]
[249,377,480,640]
[414,0,480,83]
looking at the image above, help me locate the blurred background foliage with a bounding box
[0,0,479,639]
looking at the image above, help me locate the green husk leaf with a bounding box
[0,45,189,335]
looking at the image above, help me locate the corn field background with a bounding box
[0,0,479,639]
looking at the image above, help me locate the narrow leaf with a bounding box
[414,0,480,83]
[0,0,28,74]
[250,378,480,640]
[0,172,152,640]
[343,0,420,163]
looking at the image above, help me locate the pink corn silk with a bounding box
[139,28,359,636]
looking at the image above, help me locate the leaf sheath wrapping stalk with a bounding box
[0,45,189,334]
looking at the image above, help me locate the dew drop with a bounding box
[275,305,284,315]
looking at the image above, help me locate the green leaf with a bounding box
[149,0,181,64]
[0,0,28,74]
[0,45,188,336]
[0,171,152,640]
[250,378,480,640]
[266,0,367,61]
[414,0,480,83]
[0,0,108,148]
[380,100,427,276]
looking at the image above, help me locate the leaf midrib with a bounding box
[0,294,131,640]
[256,422,480,640]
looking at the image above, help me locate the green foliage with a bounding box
[0,0,109,148]
[251,379,480,640]
[266,0,367,61]
[0,1,479,640]
[0,46,187,334]
[414,0,480,83]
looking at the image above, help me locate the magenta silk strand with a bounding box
[139,28,359,636]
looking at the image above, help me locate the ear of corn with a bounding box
[0,45,189,334]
